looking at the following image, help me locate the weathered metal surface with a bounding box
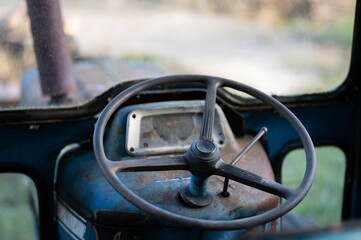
[56,140,277,239]
[55,100,279,239]
[26,0,76,100]
[125,101,225,156]
[222,127,268,196]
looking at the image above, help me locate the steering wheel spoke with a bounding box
[200,79,220,140]
[214,161,294,199]
[108,155,188,173]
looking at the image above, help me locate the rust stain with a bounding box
[165,119,187,127]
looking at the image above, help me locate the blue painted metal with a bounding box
[55,147,270,239]
[53,100,280,239]
[243,104,352,163]
[56,148,269,221]
[0,119,95,239]
[242,100,361,221]
[0,90,360,239]
[189,175,209,196]
[1,94,359,239]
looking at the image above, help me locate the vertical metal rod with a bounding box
[26,0,76,102]
[189,175,209,197]
[221,127,268,197]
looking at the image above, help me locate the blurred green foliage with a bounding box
[282,146,346,226]
[0,174,36,240]
[312,17,354,48]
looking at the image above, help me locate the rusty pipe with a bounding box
[26,0,76,102]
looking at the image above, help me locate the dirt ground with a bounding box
[63,6,348,94]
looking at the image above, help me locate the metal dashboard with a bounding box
[125,101,226,156]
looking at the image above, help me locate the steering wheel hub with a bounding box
[196,139,217,155]
[186,139,220,176]
[179,139,221,207]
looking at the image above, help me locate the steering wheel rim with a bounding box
[93,74,316,230]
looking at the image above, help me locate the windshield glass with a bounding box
[0,0,356,109]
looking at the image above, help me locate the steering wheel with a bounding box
[93,75,316,230]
